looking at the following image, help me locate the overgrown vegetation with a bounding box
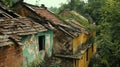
[1,0,120,67]
[49,0,120,67]
[27,54,44,67]
[1,0,19,7]
[59,11,95,31]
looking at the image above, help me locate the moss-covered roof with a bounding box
[59,9,95,31]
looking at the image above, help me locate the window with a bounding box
[86,49,88,61]
[38,36,45,51]
[92,44,94,52]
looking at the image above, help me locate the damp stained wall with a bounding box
[72,30,96,67]
[21,30,53,66]
[73,33,88,54]
[72,29,96,54]
[73,44,96,67]
[59,46,96,67]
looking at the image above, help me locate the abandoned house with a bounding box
[0,2,53,67]
[11,1,96,67]
[57,9,96,67]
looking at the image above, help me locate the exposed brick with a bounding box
[0,45,23,67]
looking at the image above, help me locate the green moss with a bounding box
[58,11,95,31]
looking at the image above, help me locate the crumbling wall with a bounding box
[22,31,53,66]
[22,34,39,66]
[53,30,73,55]
[0,45,23,67]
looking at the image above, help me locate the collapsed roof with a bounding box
[0,3,47,47]
[20,3,82,38]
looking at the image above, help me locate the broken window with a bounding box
[38,36,45,51]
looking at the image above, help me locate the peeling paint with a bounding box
[22,30,53,66]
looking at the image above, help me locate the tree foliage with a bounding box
[1,0,20,7]
[56,0,120,67]
[89,0,120,67]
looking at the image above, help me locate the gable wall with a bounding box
[13,4,40,19]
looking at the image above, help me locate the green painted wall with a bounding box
[22,30,53,67]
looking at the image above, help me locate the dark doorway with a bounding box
[38,36,45,51]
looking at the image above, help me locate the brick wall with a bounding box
[0,45,23,67]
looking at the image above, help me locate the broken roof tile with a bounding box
[0,17,47,35]
[0,3,47,46]
[23,3,81,38]
[24,3,68,26]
